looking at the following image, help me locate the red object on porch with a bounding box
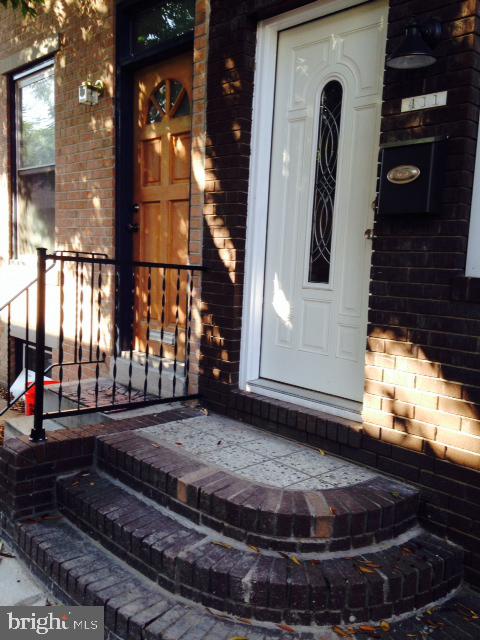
[25,381,59,416]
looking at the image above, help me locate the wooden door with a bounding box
[133,52,192,359]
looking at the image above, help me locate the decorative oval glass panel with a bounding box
[146,79,190,125]
[308,80,343,284]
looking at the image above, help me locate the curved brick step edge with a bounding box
[56,471,464,626]
[0,405,201,521]
[96,431,419,551]
[1,517,323,640]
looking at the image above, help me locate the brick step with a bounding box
[96,430,419,552]
[57,471,463,626]
[3,515,478,640]
[3,517,319,640]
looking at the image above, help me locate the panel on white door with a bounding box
[260,0,387,403]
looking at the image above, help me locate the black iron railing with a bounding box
[0,251,107,417]
[7,248,203,442]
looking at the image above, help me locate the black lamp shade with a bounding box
[387,24,437,70]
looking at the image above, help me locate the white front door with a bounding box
[260,0,387,406]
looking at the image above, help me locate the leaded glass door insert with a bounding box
[308,81,343,284]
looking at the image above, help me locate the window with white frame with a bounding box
[12,60,55,258]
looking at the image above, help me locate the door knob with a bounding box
[127,223,140,233]
[364,228,374,240]
[132,203,140,213]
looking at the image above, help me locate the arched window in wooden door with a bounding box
[146,79,191,124]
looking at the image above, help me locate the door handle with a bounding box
[364,228,374,240]
[127,223,140,233]
[132,203,140,213]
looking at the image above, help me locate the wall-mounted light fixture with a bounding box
[386,18,443,70]
[78,80,104,106]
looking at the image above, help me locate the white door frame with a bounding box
[239,0,381,421]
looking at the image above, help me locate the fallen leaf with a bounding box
[391,491,400,498]
[332,627,352,638]
[277,623,295,633]
[425,620,445,628]
[279,551,290,560]
[212,541,233,550]
[229,637,249,640]
[175,442,183,446]
[458,604,479,620]
[248,545,260,554]
[330,507,337,515]
[204,608,232,621]
[290,555,302,566]
[318,449,326,456]
[380,620,391,631]
[401,546,415,556]
[238,618,252,625]
[357,565,377,575]
[358,561,381,569]
[359,625,377,633]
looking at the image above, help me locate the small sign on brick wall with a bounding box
[401,91,448,113]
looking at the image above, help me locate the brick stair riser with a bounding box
[57,474,463,626]
[96,435,419,551]
[3,515,477,640]
[2,519,265,640]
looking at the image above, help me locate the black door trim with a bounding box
[115,0,194,348]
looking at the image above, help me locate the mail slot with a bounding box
[378,137,447,215]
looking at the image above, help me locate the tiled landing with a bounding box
[136,412,378,490]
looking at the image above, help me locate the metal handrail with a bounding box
[46,253,207,270]
[0,250,108,313]
[0,250,111,422]
[0,264,56,314]
[28,248,204,442]
[0,356,107,418]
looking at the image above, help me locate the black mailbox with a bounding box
[378,137,446,215]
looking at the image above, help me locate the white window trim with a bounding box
[12,59,55,260]
[466,118,480,277]
[239,0,371,422]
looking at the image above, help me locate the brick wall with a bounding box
[0,1,116,386]
[0,0,207,391]
[363,0,480,586]
[189,0,211,393]
[365,0,480,469]
[0,1,116,260]
[201,0,480,587]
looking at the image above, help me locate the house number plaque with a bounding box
[401,91,447,113]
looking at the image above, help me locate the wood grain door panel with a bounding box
[133,52,192,359]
